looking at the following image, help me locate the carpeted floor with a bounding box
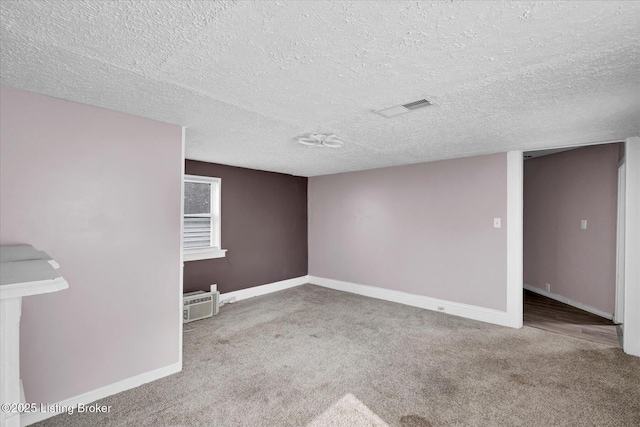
[36,284,640,426]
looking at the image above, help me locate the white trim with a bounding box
[0,277,68,300]
[615,161,626,324]
[184,175,220,183]
[523,284,613,320]
[21,362,181,426]
[183,174,222,254]
[183,248,227,262]
[618,157,626,169]
[308,276,512,327]
[623,136,640,357]
[523,138,624,154]
[179,127,185,369]
[220,276,309,302]
[507,151,524,329]
[1,298,22,427]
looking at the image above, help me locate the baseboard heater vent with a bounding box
[183,291,219,323]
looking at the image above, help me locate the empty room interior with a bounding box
[0,1,639,427]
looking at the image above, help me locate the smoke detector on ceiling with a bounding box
[374,98,434,118]
[296,133,346,148]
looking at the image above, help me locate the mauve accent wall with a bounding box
[523,143,621,314]
[0,87,182,404]
[309,153,508,311]
[183,161,307,294]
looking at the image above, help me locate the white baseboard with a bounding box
[220,275,308,303]
[21,361,181,426]
[308,276,517,328]
[523,284,613,320]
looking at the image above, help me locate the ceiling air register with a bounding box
[374,98,434,118]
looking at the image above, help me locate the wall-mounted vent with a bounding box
[374,98,434,118]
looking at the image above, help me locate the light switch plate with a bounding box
[581,220,587,230]
[493,218,501,228]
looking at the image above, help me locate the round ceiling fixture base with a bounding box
[296,133,346,148]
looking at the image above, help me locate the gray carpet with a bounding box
[36,284,640,426]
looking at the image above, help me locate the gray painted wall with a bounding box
[0,86,182,404]
[183,160,308,294]
[308,153,509,311]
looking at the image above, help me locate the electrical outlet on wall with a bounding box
[545,283,551,292]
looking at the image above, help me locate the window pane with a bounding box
[184,216,212,248]
[185,182,211,214]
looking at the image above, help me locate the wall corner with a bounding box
[506,151,524,328]
[623,137,640,356]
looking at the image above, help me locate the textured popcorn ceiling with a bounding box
[1,1,638,176]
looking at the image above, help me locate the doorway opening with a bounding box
[521,142,624,347]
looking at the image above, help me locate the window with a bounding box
[183,175,226,261]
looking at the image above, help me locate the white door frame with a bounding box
[615,160,625,324]
[511,137,639,356]
[622,136,640,356]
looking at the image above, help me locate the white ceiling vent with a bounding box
[374,98,434,118]
[402,99,433,110]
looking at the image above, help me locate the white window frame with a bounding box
[183,174,226,261]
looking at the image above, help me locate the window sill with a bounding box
[184,248,227,262]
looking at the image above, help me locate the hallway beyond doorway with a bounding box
[524,290,620,347]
